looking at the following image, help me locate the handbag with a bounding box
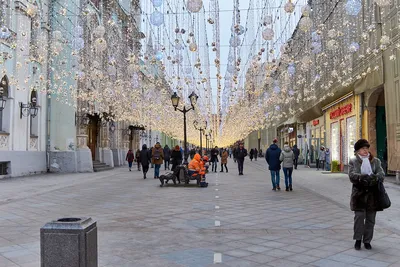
[377,181,391,210]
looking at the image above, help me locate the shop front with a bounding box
[324,93,361,172]
[306,116,326,165]
[278,123,297,148]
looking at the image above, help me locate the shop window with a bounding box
[346,116,357,165]
[331,122,340,162]
[0,162,8,175]
[0,75,9,132]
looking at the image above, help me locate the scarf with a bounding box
[359,153,373,175]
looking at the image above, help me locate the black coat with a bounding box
[235,148,248,160]
[349,155,385,212]
[211,148,219,162]
[163,147,171,161]
[171,149,183,165]
[266,144,282,171]
[140,146,152,167]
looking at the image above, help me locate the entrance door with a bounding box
[376,106,387,173]
[88,120,98,160]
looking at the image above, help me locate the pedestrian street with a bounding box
[0,162,399,267]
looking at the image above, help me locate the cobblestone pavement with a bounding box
[0,160,399,267]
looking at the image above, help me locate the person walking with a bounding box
[235,143,248,175]
[292,145,300,170]
[325,148,331,171]
[266,139,282,191]
[280,142,295,191]
[171,145,183,171]
[164,145,171,170]
[229,148,232,158]
[249,149,254,161]
[152,142,164,179]
[210,146,219,172]
[220,148,229,173]
[349,139,385,250]
[135,149,141,171]
[126,149,134,171]
[317,146,326,170]
[254,148,258,161]
[139,144,151,179]
[232,146,237,163]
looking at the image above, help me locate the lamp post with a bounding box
[171,91,198,164]
[193,120,207,156]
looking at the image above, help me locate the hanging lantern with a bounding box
[186,0,203,13]
[151,0,163,7]
[150,10,164,26]
[374,0,391,6]
[262,28,274,41]
[345,0,362,16]
[232,25,245,35]
[284,1,295,13]
[349,42,360,53]
[189,42,198,52]
[299,17,313,32]
[0,26,11,39]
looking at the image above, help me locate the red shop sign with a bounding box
[312,120,320,126]
[330,104,353,120]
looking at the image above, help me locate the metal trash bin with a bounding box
[40,217,97,267]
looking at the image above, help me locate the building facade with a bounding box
[0,0,49,177]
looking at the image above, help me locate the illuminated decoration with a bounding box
[0,26,11,39]
[374,0,391,6]
[232,25,245,35]
[186,0,203,13]
[229,36,240,47]
[287,63,296,76]
[94,38,107,52]
[263,15,273,25]
[284,0,295,13]
[345,0,362,16]
[262,28,274,40]
[189,42,198,52]
[299,17,313,32]
[155,51,163,60]
[349,42,360,53]
[93,25,106,37]
[151,0,163,7]
[150,10,164,26]
[327,39,338,50]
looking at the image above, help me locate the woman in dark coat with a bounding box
[171,145,183,171]
[249,149,254,161]
[164,145,171,170]
[139,144,152,179]
[349,139,385,251]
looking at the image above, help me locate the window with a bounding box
[0,162,8,175]
[0,75,9,132]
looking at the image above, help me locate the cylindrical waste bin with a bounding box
[40,217,97,267]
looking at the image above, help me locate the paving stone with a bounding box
[354,258,392,267]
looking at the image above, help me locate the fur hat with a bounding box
[354,139,370,151]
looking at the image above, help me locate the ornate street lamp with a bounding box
[193,120,207,156]
[171,91,199,164]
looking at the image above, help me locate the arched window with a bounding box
[0,75,9,132]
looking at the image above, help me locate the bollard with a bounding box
[41,217,97,267]
[396,170,400,185]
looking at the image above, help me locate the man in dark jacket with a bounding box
[292,145,300,169]
[139,144,152,179]
[210,146,219,172]
[266,139,282,190]
[235,143,248,175]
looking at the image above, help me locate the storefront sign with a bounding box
[330,104,352,120]
[312,120,319,126]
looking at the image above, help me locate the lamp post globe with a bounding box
[188,91,198,108]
